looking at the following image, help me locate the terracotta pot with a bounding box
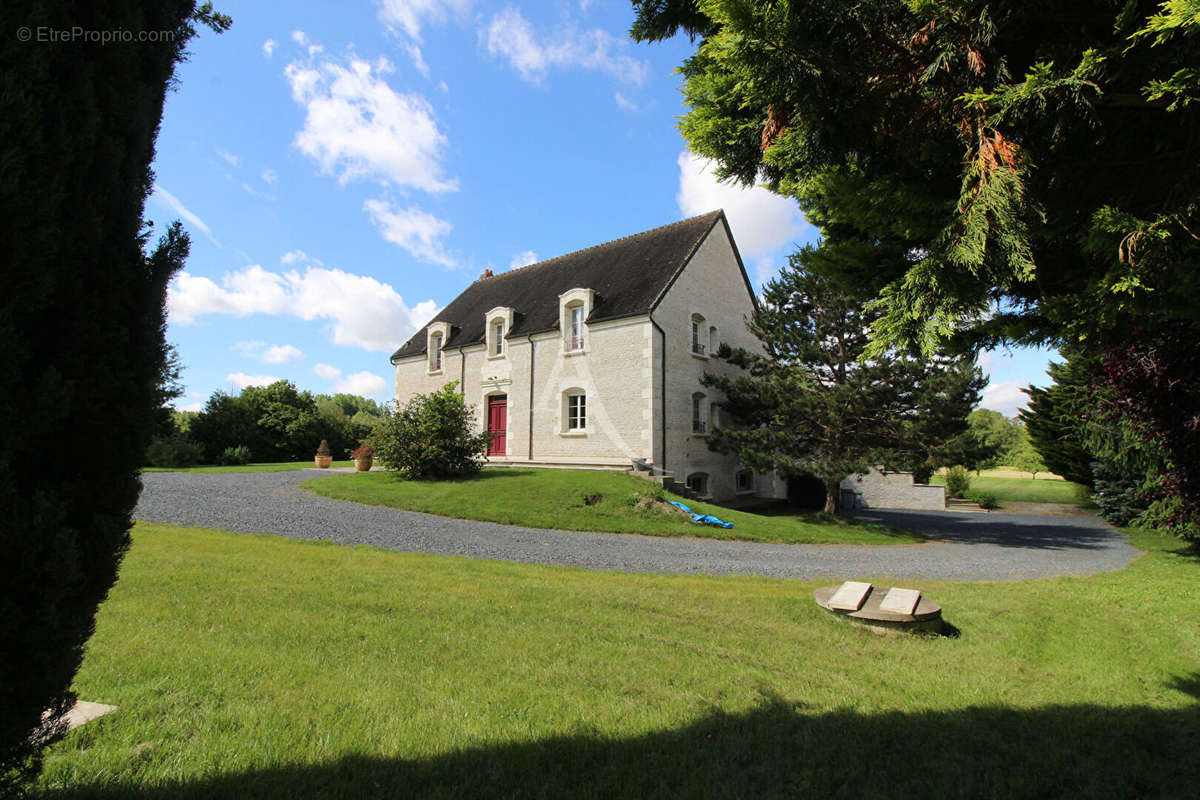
[314,454,333,468]
[354,456,373,472]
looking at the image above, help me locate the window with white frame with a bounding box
[566,303,585,351]
[692,392,707,434]
[566,391,586,431]
[491,319,505,356]
[735,469,755,494]
[429,332,443,372]
[690,314,706,355]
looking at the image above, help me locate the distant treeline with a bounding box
[148,381,383,466]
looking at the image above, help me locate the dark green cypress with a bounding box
[0,3,228,789]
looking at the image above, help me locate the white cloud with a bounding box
[261,168,278,185]
[404,42,431,77]
[262,38,277,57]
[508,249,537,269]
[168,264,440,352]
[482,6,648,86]
[378,0,472,41]
[151,183,219,246]
[676,151,812,259]
[173,401,204,412]
[291,29,323,56]
[333,371,389,398]
[364,199,456,267]
[280,249,320,265]
[233,340,267,357]
[227,372,280,391]
[286,53,456,193]
[314,363,343,380]
[614,91,637,112]
[241,182,275,201]
[217,149,240,167]
[979,380,1030,418]
[263,344,304,364]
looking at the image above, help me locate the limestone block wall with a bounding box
[393,316,655,465]
[839,468,946,511]
[651,222,787,501]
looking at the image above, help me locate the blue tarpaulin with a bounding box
[668,500,734,529]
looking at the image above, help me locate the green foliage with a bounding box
[1020,348,1097,488]
[1007,440,1049,478]
[0,1,227,789]
[945,466,972,499]
[975,492,1000,510]
[217,445,251,466]
[188,383,382,464]
[702,260,982,512]
[315,439,331,457]
[641,0,1200,352]
[370,383,491,480]
[965,409,1025,470]
[145,436,205,469]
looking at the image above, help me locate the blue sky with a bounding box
[150,0,1052,416]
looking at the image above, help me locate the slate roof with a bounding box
[390,210,735,362]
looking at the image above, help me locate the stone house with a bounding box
[389,210,788,502]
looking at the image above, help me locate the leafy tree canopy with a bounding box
[634,0,1200,354]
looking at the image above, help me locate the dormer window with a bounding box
[485,306,514,359]
[492,320,505,356]
[429,333,443,372]
[425,321,451,374]
[558,288,594,355]
[566,303,585,351]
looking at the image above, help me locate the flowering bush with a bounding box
[349,445,373,459]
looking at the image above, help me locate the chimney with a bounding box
[479,269,494,279]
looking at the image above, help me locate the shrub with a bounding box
[145,436,204,469]
[975,492,999,510]
[316,439,331,457]
[945,465,971,498]
[218,445,251,466]
[371,383,491,480]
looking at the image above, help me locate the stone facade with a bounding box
[392,215,785,502]
[839,468,946,511]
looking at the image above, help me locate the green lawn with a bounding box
[931,471,1089,505]
[302,468,923,545]
[34,522,1199,798]
[143,460,353,474]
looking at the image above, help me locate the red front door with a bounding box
[487,395,507,456]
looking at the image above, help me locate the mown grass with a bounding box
[931,472,1089,505]
[34,522,1199,799]
[302,468,923,545]
[143,460,353,474]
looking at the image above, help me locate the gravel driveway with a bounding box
[134,470,1141,582]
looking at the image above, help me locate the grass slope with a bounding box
[302,468,922,545]
[35,523,1198,799]
[143,461,353,474]
[931,472,1088,505]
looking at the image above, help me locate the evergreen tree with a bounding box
[1020,349,1097,488]
[703,255,982,512]
[0,3,229,789]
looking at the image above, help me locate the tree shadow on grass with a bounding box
[853,509,1123,551]
[37,700,1200,799]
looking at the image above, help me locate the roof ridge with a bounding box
[479,210,723,283]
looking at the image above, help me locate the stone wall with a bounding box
[651,222,788,501]
[839,468,946,511]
